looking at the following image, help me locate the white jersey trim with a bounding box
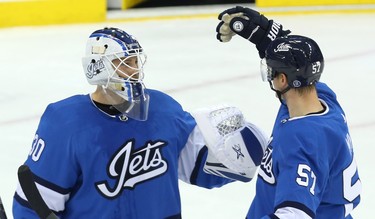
[178,126,206,184]
[274,206,313,219]
[16,181,69,212]
[288,99,329,121]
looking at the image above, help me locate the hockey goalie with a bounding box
[13,27,268,219]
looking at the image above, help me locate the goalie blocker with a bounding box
[192,105,267,182]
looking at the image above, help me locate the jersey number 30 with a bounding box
[29,134,46,162]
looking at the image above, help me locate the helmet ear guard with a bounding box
[262,35,324,88]
[82,27,149,121]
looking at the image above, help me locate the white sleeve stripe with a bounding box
[16,181,69,212]
[178,126,205,184]
[274,206,313,219]
[345,203,353,217]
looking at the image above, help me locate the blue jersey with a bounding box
[247,83,361,219]
[13,89,231,219]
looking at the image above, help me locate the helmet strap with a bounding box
[268,81,290,105]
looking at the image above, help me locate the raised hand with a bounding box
[216,6,291,58]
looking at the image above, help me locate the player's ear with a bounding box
[280,73,288,85]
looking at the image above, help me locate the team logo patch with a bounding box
[232,21,244,32]
[293,80,302,87]
[258,139,275,185]
[274,42,291,53]
[86,59,105,78]
[95,140,168,199]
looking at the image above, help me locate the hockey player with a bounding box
[216,6,362,219]
[12,27,267,218]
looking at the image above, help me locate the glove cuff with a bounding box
[256,20,286,58]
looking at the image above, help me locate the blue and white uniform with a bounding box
[247,83,362,219]
[13,89,232,219]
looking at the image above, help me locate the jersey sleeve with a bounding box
[13,103,81,217]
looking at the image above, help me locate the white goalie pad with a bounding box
[192,105,267,182]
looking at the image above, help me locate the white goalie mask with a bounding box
[82,27,149,121]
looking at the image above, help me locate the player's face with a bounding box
[271,76,281,90]
[271,73,288,99]
[112,56,139,80]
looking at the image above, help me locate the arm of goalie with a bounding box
[192,105,268,182]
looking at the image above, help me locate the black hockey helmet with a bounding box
[261,35,324,88]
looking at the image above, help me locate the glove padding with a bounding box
[192,105,267,182]
[216,6,291,58]
[204,147,258,182]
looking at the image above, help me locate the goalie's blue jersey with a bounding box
[13,89,231,219]
[247,82,361,219]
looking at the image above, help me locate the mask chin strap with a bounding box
[268,81,290,105]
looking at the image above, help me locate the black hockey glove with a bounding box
[216,6,291,58]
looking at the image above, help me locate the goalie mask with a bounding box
[82,27,149,121]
